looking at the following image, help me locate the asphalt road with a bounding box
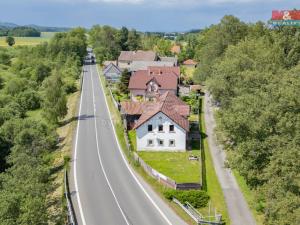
[69,63,187,225]
[204,93,256,225]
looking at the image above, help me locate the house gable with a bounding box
[103,63,121,75]
[136,112,186,151]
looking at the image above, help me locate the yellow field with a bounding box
[0,32,57,47]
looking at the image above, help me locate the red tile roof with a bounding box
[183,59,197,65]
[148,66,180,77]
[128,70,178,90]
[171,45,181,54]
[134,92,189,131]
[118,50,157,62]
[121,92,189,118]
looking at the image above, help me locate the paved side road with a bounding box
[69,63,187,225]
[204,93,256,225]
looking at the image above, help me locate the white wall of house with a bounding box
[136,112,186,151]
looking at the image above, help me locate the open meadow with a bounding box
[0,32,57,46]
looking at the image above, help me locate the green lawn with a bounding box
[128,130,137,151]
[182,65,195,78]
[138,150,201,183]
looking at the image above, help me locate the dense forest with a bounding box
[0,28,87,224]
[192,16,300,225]
[0,26,41,37]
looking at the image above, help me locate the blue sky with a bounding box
[0,0,299,31]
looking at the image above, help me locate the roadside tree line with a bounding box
[193,15,300,225]
[0,28,87,225]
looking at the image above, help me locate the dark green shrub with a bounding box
[163,189,210,208]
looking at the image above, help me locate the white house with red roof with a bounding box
[121,92,189,151]
[134,92,189,151]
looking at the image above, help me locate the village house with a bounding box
[183,59,198,68]
[117,50,178,71]
[159,56,178,66]
[171,45,181,55]
[103,60,117,68]
[102,63,122,82]
[148,66,180,78]
[129,61,175,72]
[121,92,190,151]
[118,50,157,70]
[128,69,178,101]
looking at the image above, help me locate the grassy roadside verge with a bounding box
[27,86,80,224]
[99,68,197,225]
[48,90,80,223]
[199,97,230,224]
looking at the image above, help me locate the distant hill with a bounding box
[26,24,71,32]
[0,22,19,28]
[0,21,71,32]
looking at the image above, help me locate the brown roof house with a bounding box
[129,61,174,72]
[171,45,181,55]
[148,66,180,77]
[121,92,189,151]
[183,59,198,68]
[128,68,178,101]
[118,50,157,70]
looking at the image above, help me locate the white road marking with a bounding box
[95,64,173,225]
[90,66,131,225]
[74,67,87,225]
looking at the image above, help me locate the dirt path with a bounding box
[204,93,256,225]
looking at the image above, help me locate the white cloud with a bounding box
[93,0,280,3]
[43,0,283,7]
[88,0,143,3]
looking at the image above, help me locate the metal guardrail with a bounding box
[64,170,77,225]
[173,198,223,225]
[173,198,200,222]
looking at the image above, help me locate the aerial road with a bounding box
[69,62,186,225]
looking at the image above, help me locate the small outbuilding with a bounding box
[103,63,122,82]
[183,59,198,68]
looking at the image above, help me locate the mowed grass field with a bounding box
[0,32,57,46]
[138,150,201,183]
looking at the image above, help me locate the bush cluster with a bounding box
[163,189,209,208]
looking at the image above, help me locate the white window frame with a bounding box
[169,139,175,147]
[148,124,153,132]
[169,124,175,132]
[158,124,164,132]
[147,139,154,146]
[158,139,164,146]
